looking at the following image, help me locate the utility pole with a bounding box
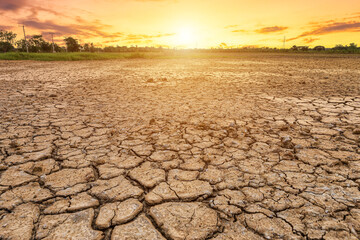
[22,25,29,53]
[49,32,55,53]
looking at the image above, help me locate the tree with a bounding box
[83,43,90,52]
[0,42,14,52]
[90,43,95,53]
[349,43,357,49]
[29,35,52,52]
[15,39,28,52]
[64,37,80,52]
[333,44,346,51]
[313,46,325,51]
[0,30,17,52]
[16,35,53,52]
[348,43,358,53]
[0,30,17,44]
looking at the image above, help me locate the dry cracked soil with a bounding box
[0,53,360,240]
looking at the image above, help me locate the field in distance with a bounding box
[1,51,360,61]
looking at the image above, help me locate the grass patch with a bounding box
[1,51,360,61]
[0,52,151,61]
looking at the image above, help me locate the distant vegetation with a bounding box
[0,52,153,61]
[1,29,360,59]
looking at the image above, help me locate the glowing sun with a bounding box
[176,26,196,46]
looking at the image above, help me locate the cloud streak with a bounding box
[289,20,360,41]
[255,26,288,34]
[20,18,123,39]
[303,38,320,43]
[231,26,288,34]
[124,33,174,41]
[0,0,27,11]
[225,25,239,29]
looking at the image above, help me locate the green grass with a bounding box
[0,52,154,61]
[1,51,360,61]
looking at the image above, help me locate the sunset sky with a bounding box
[1,0,359,48]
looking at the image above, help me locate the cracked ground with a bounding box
[0,53,360,240]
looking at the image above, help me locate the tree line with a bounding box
[0,30,97,53]
[1,29,359,53]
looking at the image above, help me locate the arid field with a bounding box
[0,53,360,240]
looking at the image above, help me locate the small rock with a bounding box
[281,136,294,149]
[353,128,360,135]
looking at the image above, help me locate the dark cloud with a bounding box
[23,20,78,35]
[0,0,27,11]
[20,17,175,45]
[0,25,13,30]
[289,20,360,41]
[20,18,123,39]
[255,26,288,34]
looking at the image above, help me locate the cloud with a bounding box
[289,20,360,41]
[122,33,174,45]
[232,29,247,33]
[102,39,121,43]
[225,25,239,29]
[124,33,174,41]
[0,25,13,30]
[0,0,27,11]
[255,26,288,34]
[20,18,123,39]
[303,38,319,43]
[231,26,288,34]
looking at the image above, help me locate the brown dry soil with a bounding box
[0,54,360,240]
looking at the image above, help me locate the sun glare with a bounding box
[176,26,196,47]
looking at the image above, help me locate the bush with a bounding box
[0,41,14,52]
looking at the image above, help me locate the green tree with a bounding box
[349,43,357,48]
[348,43,358,53]
[90,43,95,53]
[29,35,52,52]
[83,43,90,52]
[16,35,53,52]
[64,37,80,52]
[16,39,27,52]
[0,30,17,52]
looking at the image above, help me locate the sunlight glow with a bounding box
[176,26,196,47]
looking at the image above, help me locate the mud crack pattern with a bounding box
[0,55,360,239]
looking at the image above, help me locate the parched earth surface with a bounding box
[0,53,360,240]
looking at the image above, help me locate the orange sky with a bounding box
[1,0,360,48]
